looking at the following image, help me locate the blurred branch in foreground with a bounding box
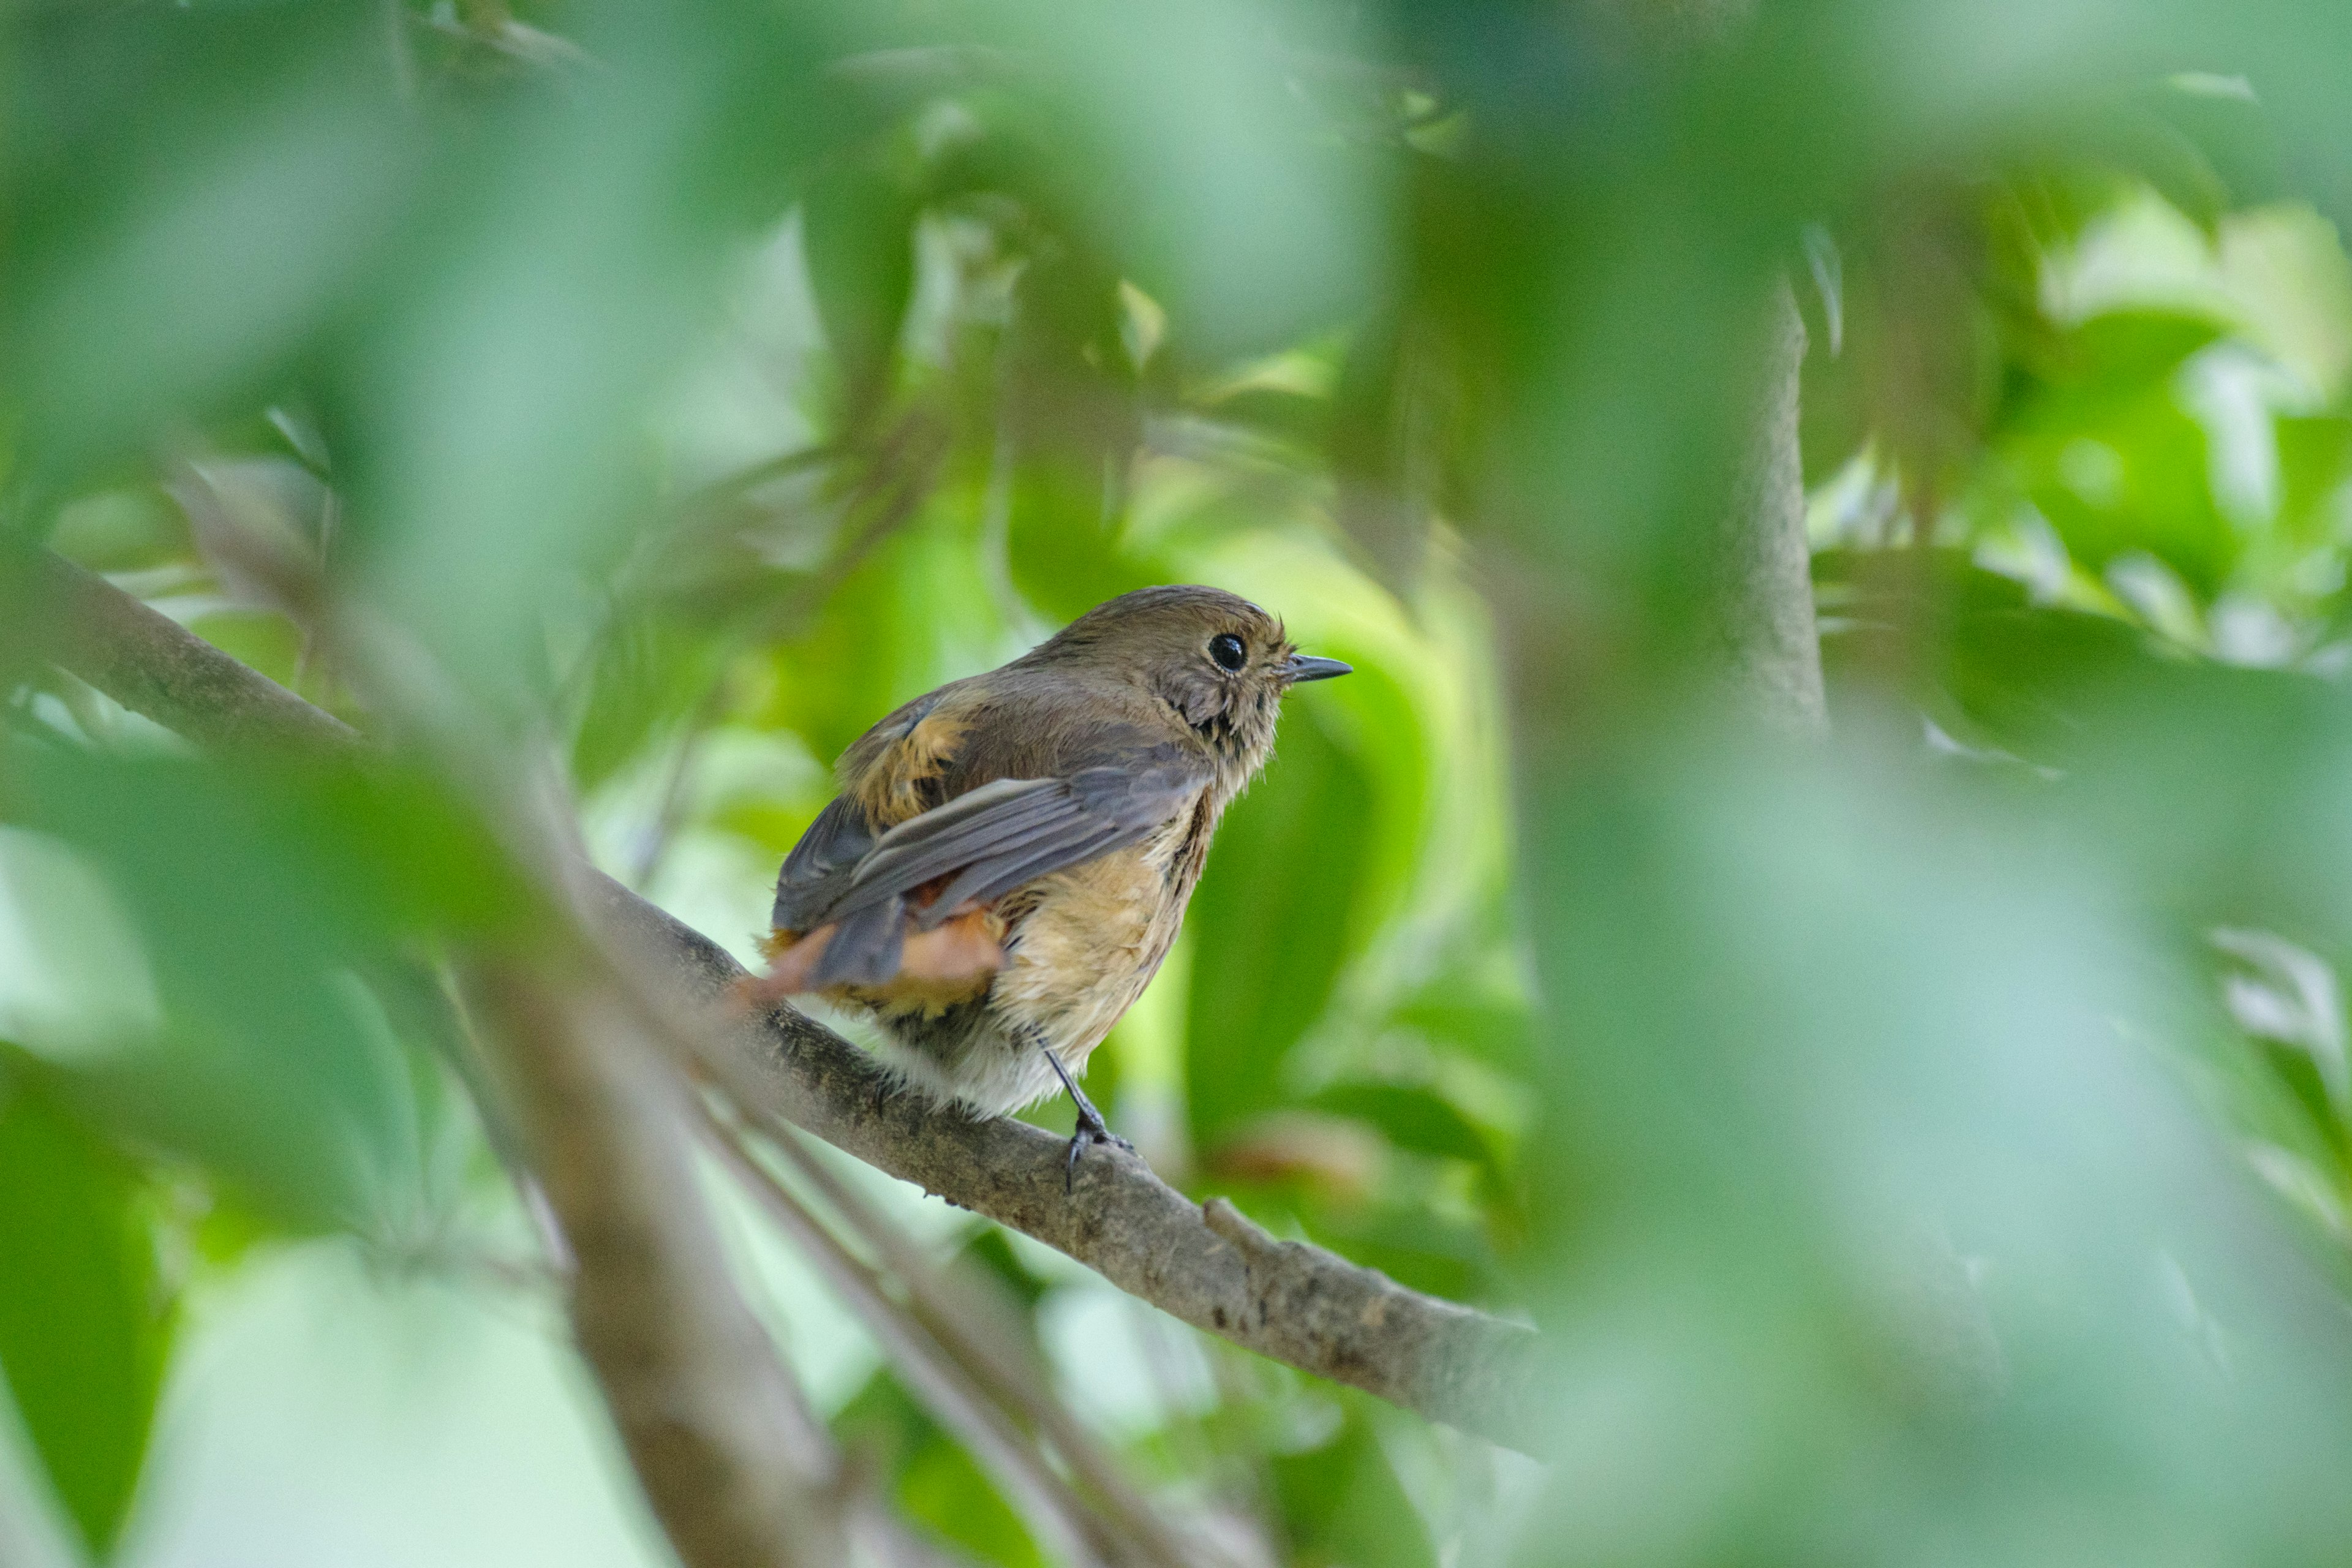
[1708,280,1826,735]
[26,548,1546,1456]
[468,961,856,1568]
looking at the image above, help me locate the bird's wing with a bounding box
[771,684,961,933]
[771,751,1208,987]
[852,758,1207,926]
[769,793,876,933]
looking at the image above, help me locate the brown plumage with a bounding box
[747,584,1350,1180]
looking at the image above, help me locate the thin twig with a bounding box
[711,1077,1198,1562]
[695,1099,1131,1568]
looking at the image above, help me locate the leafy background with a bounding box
[9,0,2352,1564]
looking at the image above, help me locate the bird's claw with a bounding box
[1062,1104,1134,1193]
[1033,1036,1133,1193]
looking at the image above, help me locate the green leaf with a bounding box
[1308,1082,1491,1166]
[761,514,1012,765]
[832,1371,1042,1568]
[1185,705,1374,1151]
[1387,986,1534,1072]
[802,159,919,426]
[4,746,519,1231]
[2142,77,2288,222]
[1999,310,2236,592]
[1003,456,1161,622]
[569,609,734,793]
[1267,1405,1436,1568]
[2274,414,2352,554]
[999,252,1161,622]
[3,0,411,487]
[0,1080,167,1558]
[896,1430,1044,1568]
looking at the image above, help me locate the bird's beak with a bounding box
[1284,653,1353,683]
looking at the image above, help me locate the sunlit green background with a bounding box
[9,0,2352,1562]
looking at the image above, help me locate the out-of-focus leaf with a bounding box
[50,999,407,1238]
[1999,310,2234,589]
[1299,660,1431,951]
[2028,301,2221,386]
[978,0,1384,362]
[952,1227,1054,1320]
[2273,413,2352,554]
[1,0,413,488]
[1308,1082,1491,1166]
[1003,458,1160,625]
[1000,249,1158,621]
[1809,187,2006,508]
[1829,559,2352,966]
[1185,706,1374,1152]
[1387,984,1534,1072]
[183,609,309,699]
[2141,75,2290,224]
[896,1431,1044,1568]
[46,488,190,574]
[336,5,835,701]
[802,157,919,424]
[570,610,736,793]
[3,746,522,1230]
[832,1371,1042,1568]
[759,513,1010,764]
[1818,546,2165,753]
[1268,1405,1436,1568]
[0,1078,167,1558]
[708,797,826,859]
[1514,726,2352,1561]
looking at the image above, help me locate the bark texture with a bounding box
[14,548,360,754]
[31,549,1546,1455]
[602,884,1546,1451]
[1709,279,1826,735]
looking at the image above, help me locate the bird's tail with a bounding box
[809,896,907,987]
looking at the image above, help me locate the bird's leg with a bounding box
[1036,1038,1132,1191]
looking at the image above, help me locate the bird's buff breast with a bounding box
[835,812,1200,1116]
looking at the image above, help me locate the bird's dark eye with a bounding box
[1207,632,1247,673]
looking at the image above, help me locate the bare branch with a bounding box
[721,1106,1191,1559]
[11,547,358,755]
[695,1107,1143,1568]
[1708,279,1826,736]
[29,549,1548,1455]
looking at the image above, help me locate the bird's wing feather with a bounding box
[828,757,1207,931]
[842,777,1071,903]
[769,794,876,932]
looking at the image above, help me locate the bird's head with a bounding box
[1028,584,1351,783]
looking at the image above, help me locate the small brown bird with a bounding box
[752,584,1349,1180]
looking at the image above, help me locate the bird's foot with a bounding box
[1029,1032,1134,1193]
[1063,1101,1135,1193]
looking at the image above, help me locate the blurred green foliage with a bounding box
[9,0,2352,1562]
[0,1082,166,1558]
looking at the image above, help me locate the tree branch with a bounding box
[29,549,1547,1454]
[1708,278,1826,736]
[469,962,851,1568]
[12,548,360,755]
